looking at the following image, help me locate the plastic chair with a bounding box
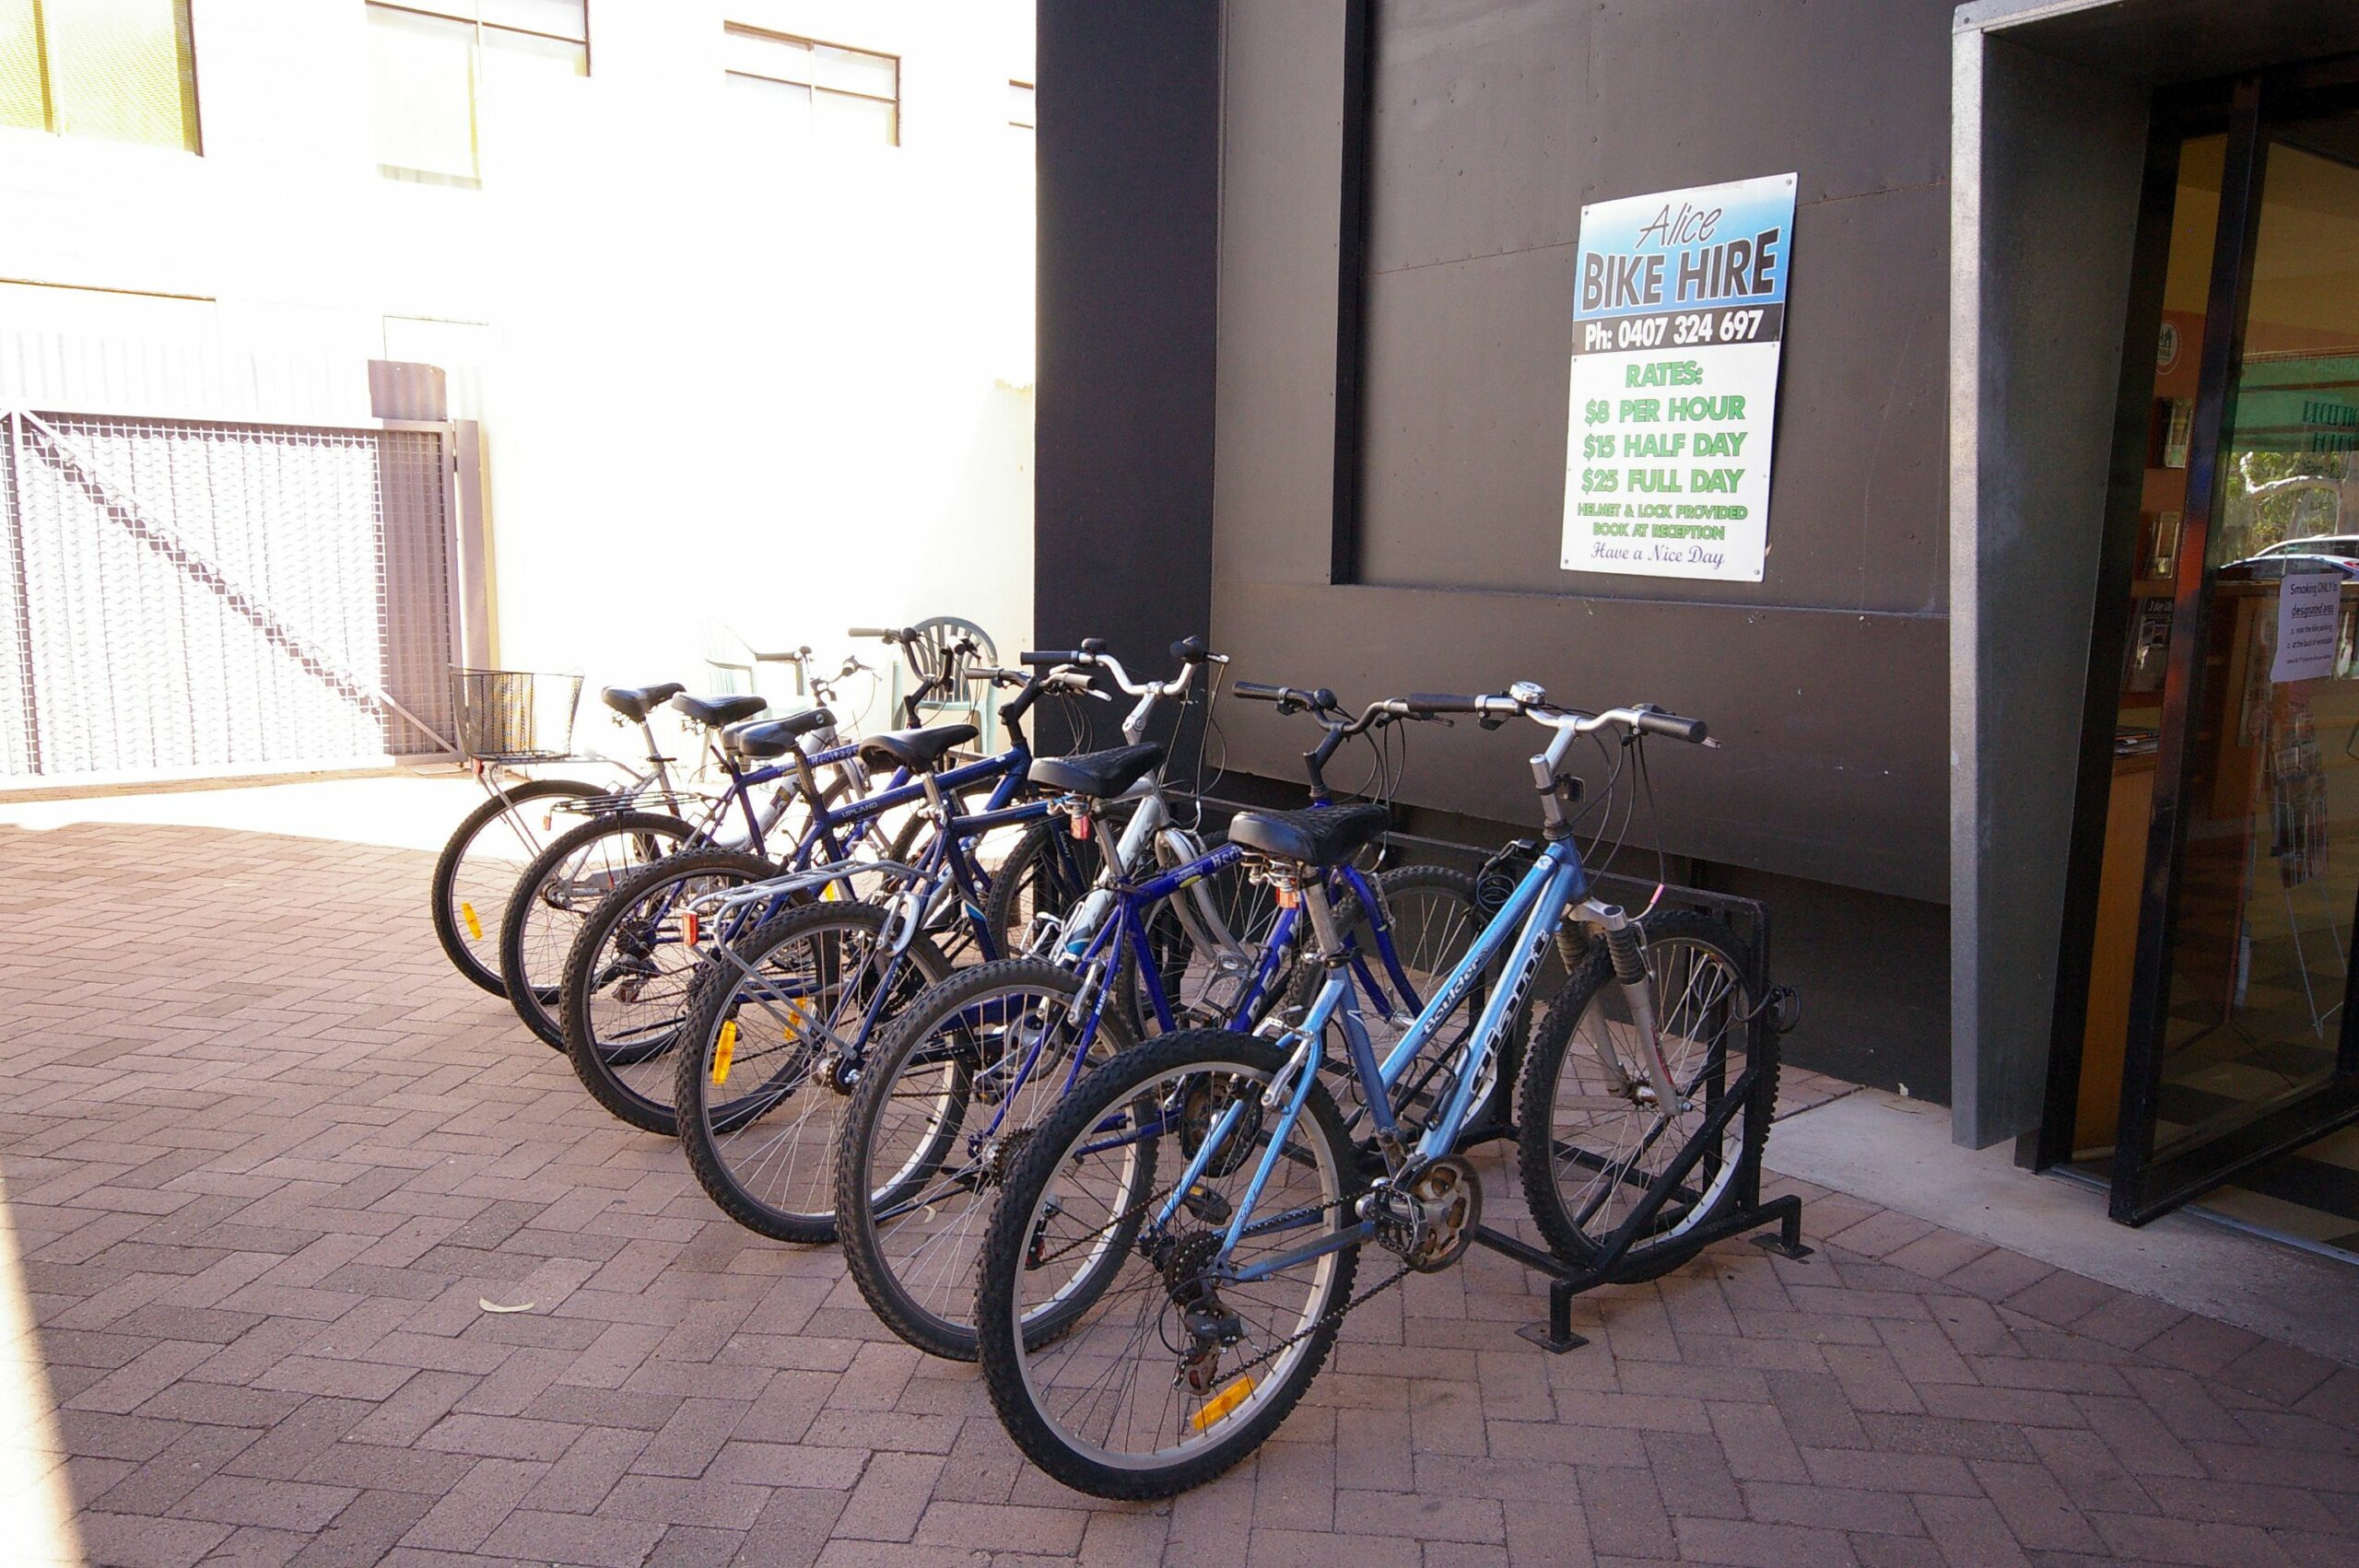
[701,619,809,701]
[891,615,999,751]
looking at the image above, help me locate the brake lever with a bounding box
[1476,715,1508,731]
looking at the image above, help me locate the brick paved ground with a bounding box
[4,813,2357,1567]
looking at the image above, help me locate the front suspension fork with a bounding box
[1570,900,1680,1111]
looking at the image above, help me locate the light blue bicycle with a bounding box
[974,682,1765,1497]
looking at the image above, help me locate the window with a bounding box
[1008,79,1033,131]
[723,25,898,146]
[367,1,587,187]
[0,0,201,152]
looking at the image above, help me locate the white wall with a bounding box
[0,0,1036,718]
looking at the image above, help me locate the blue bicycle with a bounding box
[830,681,1497,1361]
[974,684,1758,1497]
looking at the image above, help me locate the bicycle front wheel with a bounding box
[836,958,1138,1361]
[978,1030,1364,1500]
[432,777,604,996]
[499,811,693,1047]
[674,900,950,1243]
[559,848,778,1135]
[1515,911,1769,1279]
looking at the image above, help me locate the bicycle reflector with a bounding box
[1191,1375,1256,1432]
[683,912,700,947]
[711,1020,736,1085]
[1070,810,1091,841]
[460,902,482,942]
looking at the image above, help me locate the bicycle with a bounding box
[431,663,748,998]
[667,641,1222,1246]
[553,644,1120,1134]
[832,679,1496,1362]
[499,627,976,1048]
[974,684,1750,1497]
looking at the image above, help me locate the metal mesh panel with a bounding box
[0,411,456,779]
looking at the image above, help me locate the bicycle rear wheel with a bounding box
[432,777,603,996]
[978,1031,1364,1499]
[835,958,1137,1361]
[673,900,950,1243]
[559,848,777,1134]
[1515,911,1769,1279]
[499,811,692,1047]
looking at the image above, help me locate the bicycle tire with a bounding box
[499,810,693,1047]
[977,1029,1363,1500]
[674,899,952,1243]
[835,957,1140,1361]
[1514,911,1772,1281]
[559,848,779,1135]
[431,777,604,996]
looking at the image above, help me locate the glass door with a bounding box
[2114,74,2359,1223]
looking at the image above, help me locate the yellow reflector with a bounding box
[460,901,482,942]
[1191,1375,1256,1432]
[783,999,811,1042]
[821,879,842,902]
[712,1020,737,1085]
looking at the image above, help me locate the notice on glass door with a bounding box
[1562,173,1795,582]
[2273,569,2342,684]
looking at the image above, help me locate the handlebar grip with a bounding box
[1636,710,1709,744]
[1403,693,1482,715]
[1233,681,1284,701]
[1171,635,1210,663]
[1019,649,1086,667]
[848,626,898,641]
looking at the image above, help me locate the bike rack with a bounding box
[1460,872,1810,1353]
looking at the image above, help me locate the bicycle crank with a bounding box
[1359,1155,1482,1271]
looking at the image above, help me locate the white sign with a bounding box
[2273,570,2342,684]
[1562,173,1796,582]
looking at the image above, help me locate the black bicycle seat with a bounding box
[602,683,686,721]
[725,708,836,760]
[1027,743,1164,801]
[1226,802,1391,870]
[860,724,979,773]
[672,693,768,729]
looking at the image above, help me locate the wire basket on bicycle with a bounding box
[449,668,585,764]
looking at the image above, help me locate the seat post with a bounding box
[1298,873,1348,965]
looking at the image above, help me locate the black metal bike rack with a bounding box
[1454,872,1811,1353]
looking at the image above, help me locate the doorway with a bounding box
[2051,61,2359,1224]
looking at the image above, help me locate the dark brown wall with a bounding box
[1211,0,1955,906]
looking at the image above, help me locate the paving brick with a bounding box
[9,807,2357,1568]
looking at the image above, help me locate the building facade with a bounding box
[1035,0,2359,1230]
[2,0,1036,778]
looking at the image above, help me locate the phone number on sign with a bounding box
[1590,308,1770,350]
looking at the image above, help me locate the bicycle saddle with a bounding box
[671,692,768,729]
[602,683,686,721]
[1226,802,1391,870]
[859,723,978,772]
[725,708,836,760]
[1027,743,1164,801]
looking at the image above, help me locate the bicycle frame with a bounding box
[1139,837,1590,1284]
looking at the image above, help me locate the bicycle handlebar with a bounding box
[1016,636,1222,702]
[1398,690,1710,743]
